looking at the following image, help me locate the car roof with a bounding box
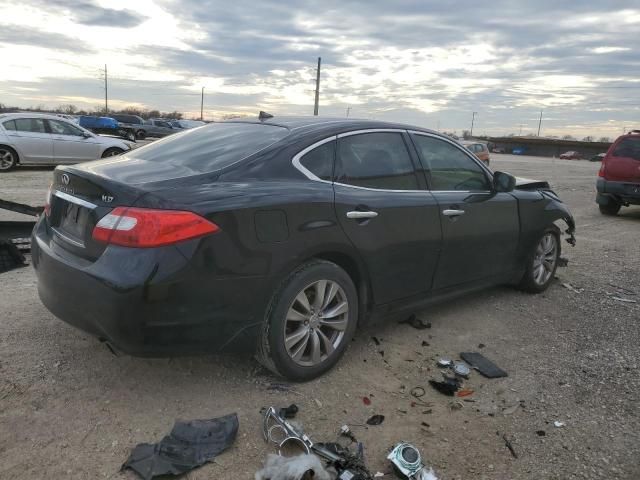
[0,112,72,121]
[227,115,438,136]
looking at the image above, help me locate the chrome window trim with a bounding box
[51,227,86,248]
[291,135,336,183]
[53,190,97,209]
[337,128,407,138]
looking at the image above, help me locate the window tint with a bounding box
[299,140,335,181]
[129,123,289,172]
[2,120,16,131]
[336,132,418,190]
[612,138,640,161]
[14,118,46,134]
[48,119,84,136]
[412,135,491,191]
[156,121,170,128]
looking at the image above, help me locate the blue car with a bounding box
[78,116,136,141]
[512,147,528,155]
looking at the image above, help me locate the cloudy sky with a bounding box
[1,0,638,137]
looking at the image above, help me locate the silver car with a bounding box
[0,113,132,171]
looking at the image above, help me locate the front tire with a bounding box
[101,148,124,158]
[599,201,621,216]
[257,260,358,381]
[0,146,18,171]
[136,130,146,140]
[518,226,560,293]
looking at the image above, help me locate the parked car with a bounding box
[78,116,136,141]
[109,114,147,140]
[461,141,490,166]
[492,147,505,153]
[596,130,640,215]
[559,151,582,160]
[31,116,575,380]
[0,113,132,171]
[144,119,177,137]
[590,153,606,162]
[512,147,527,155]
[171,119,206,130]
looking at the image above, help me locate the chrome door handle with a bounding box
[346,210,378,219]
[442,209,465,217]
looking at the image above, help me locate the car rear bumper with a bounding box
[596,178,640,205]
[31,218,266,356]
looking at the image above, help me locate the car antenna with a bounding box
[258,111,274,121]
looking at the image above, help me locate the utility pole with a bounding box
[346,106,350,117]
[537,110,543,137]
[200,87,204,121]
[313,57,321,116]
[470,111,477,137]
[104,64,108,114]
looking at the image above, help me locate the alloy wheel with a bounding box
[532,233,557,285]
[0,149,15,170]
[283,280,349,367]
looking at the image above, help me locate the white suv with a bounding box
[0,113,132,171]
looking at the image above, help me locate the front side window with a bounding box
[48,120,84,136]
[299,140,335,181]
[612,138,640,161]
[336,132,418,190]
[412,134,491,191]
[14,118,46,134]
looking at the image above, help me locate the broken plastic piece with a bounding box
[453,362,470,378]
[399,314,431,329]
[428,376,461,396]
[436,358,452,367]
[456,389,474,397]
[459,352,508,378]
[279,404,299,419]
[387,442,423,478]
[255,453,333,480]
[366,415,385,426]
[362,396,371,406]
[554,421,565,428]
[121,413,238,480]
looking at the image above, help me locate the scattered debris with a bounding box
[387,443,437,480]
[459,352,508,378]
[428,376,461,396]
[315,399,323,408]
[436,358,452,368]
[608,283,637,295]
[502,433,518,459]
[255,453,333,480]
[554,421,565,428]
[362,396,371,406]
[268,383,296,393]
[448,401,464,411]
[478,343,486,349]
[0,240,26,273]
[502,404,520,416]
[557,257,569,267]
[340,425,357,443]
[279,404,299,419]
[121,413,238,480]
[536,430,546,437]
[561,282,583,294]
[372,336,381,346]
[612,296,637,304]
[374,473,385,478]
[456,389,474,398]
[453,362,470,378]
[366,415,385,426]
[399,314,431,330]
[421,341,430,347]
[409,387,432,407]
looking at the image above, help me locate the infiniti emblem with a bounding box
[61,174,70,185]
[102,194,114,203]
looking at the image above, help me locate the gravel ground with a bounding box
[1,154,638,480]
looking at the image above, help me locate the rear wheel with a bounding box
[257,260,358,381]
[0,147,17,171]
[599,201,621,216]
[136,130,146,140]
[101,148,124,158]
[518,226,560,293]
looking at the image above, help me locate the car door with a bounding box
[332,130,442,305]
[47,119,100,163]
[410,132,519,290]
[154,120,174,136]
[5,118,53,163]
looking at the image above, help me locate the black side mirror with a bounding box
[493,171,516,192]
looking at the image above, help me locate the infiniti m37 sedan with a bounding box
[32,116,576,380]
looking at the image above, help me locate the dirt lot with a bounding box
[1,155,639,480]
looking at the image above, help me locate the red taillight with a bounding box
[598,160,606,178]
[92,207,219,248]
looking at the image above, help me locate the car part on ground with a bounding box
[596,130,640,215]
[459,352,508,378]
[121,413,238,480]
[31,116,576,380]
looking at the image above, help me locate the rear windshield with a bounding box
[129,122,289,172]
[612,137,640,160]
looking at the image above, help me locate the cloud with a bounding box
[26,0,146,28]
[0,25,92,53]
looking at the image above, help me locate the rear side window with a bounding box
[612,138,640,161]
[14,118,46,133]
[336,132,418,190]
[2,120,16,131]
[129,123,289,172]
[299,140,335,181]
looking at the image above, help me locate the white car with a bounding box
[0,113,132,171]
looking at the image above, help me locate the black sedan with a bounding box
[32,116,576,380]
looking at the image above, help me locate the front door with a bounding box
[410,132,519,290]
[48,119,100,163]
[333,130,442,305]
[7,118,53,163]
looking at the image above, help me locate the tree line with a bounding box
[0,102,186,120]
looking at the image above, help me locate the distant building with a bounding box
[487,136,611,158]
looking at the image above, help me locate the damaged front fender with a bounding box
[541,190,576,246]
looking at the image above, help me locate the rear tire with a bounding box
[101,148,124,158]
[136,130,146,140]
[257,260,358,381]
[518,226,560,293]
[599,201,621,216]
[0,146,18,171]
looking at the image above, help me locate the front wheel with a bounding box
[599,201,621,216]
[101,148,124,158]
[518,227,560,293]
[257,260,358,381]
[136,130,146,140]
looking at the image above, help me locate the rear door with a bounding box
[606,137,640,182]
[410,132,519,290]
[47,119,100,163]
[332,130,442,305]
[5,118,53,163]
